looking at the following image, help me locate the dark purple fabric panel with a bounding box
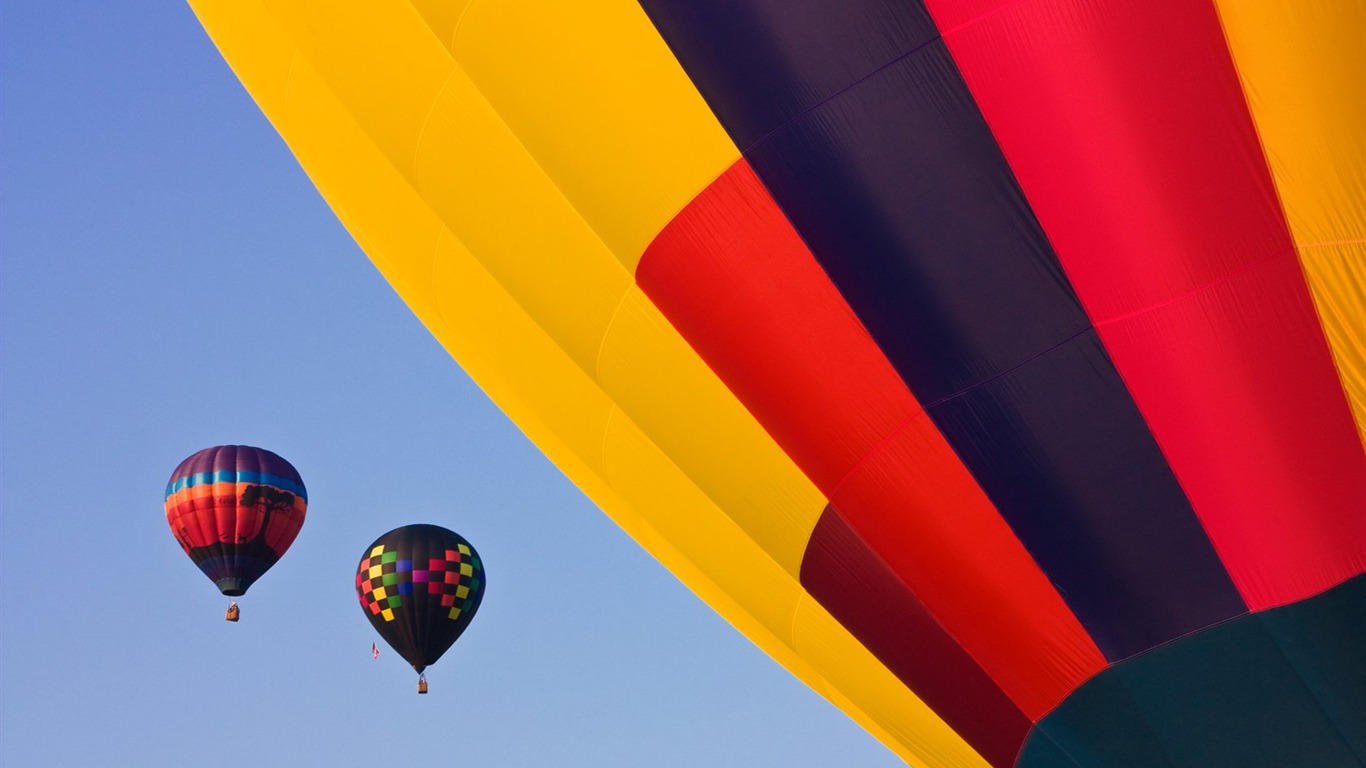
[638,0,940,151]
[802,505,1032,768]
[925,330,1241,657]
[724,43,1082,402]
[637,0,1246,661]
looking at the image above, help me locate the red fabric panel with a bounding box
[639,163,915,492]
[924,0,1366,608]
[637,160,1105,719]
[1099,255,1366,603]
[803,506,1031,768]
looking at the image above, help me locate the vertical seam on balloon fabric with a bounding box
[1207,0,1311,258]
[408,51,635,386]
[1108,671,1185,768]
[594,286,636,390]
[412,35,625,279]
[448,0,482,56]
[1256,603,1366,768]
[1017,725,1094,768]
[410,65,460,186]
[1206,0,1366,456]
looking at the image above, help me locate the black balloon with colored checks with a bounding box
[356,524,485,692]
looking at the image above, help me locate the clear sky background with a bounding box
[0,3,904,767]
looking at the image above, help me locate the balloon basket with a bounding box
[417,676,428,695]
[225,602,240,622]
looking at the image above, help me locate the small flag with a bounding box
[372,643,380,660]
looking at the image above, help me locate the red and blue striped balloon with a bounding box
[164,445,307,597]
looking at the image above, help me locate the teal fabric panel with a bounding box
[1019,575,1366,767]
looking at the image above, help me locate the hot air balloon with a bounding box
[356,524,485,693]
[164,445,307,620]
[189,1,1365,765]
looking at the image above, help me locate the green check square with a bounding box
[381,550,397,564]
[382,572,398,586]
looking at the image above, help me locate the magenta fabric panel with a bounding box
[926,0,1366,609]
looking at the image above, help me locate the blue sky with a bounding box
[0,3,902,766]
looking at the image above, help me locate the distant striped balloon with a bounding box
[164,445,307,597]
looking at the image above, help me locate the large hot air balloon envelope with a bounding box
[164,445,307,604]
[356,524,485,689]
[189,1,1365,765]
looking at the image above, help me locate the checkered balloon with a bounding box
[356,524,485,674]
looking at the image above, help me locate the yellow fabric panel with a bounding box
[1302,243,1366,432]
[260,0,452,183]
[187,0,989,763]
[416,68,632,372]
[431,229,621,482]
[601,288,826,575]
[1215,0,1366,445]
[449,0,738,266]
[280,65,448,326]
